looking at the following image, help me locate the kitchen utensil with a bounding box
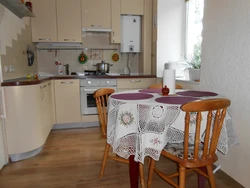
[55,50,59,65]
[64,64,70,75]
[93,60,113,74]
[27,46,34,66]
[78,51,88,64]
[58,65,64,75]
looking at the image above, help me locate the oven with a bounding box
[80,78,117,115]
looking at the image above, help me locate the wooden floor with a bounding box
[0,127,243,188]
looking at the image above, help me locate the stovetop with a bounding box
[71,70,106,76]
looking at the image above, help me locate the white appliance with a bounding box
[120,15,141,53]
[80,78,117,115]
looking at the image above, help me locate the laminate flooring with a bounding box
[0,127,244,188]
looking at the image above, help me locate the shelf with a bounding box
[0,0,35,19]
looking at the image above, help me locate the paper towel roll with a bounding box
[163,69,176,94]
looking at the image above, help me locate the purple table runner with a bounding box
[176,90,218,97]
[111,93,154,100]
[155,96,199,105]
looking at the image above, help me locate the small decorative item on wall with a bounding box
[78,51,88,64]
[111,52,119,62]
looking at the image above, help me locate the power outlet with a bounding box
[9,65,15,72]
[4,66,9,73]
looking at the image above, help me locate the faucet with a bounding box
[64,64,70,75]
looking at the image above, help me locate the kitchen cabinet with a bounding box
[151,0,157,75]
[54,79,81,124]
[116,78,156,92]
[81,0,111,30]
[3,84,48,157]
[140,0,153,74]
[40,81,54,136]
[31,0,82,43]
[56,0,82,42]
[31,0,57,42]
[121,0,144,15]
[111,0,121,43]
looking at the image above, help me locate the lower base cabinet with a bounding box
[116,78,156,92]
[3,81,53,156]
[54,79,81,124]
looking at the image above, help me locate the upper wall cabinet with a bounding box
[57,0,82,42]
[121,0,144,15]
[31,0,57,42]
[111,0,121,43]
[81,0,111,30]
[31,0,82,43]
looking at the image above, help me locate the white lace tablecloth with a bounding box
[107,90,238,164]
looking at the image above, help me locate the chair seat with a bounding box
[164,142,203,160]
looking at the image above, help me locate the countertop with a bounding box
[1,74,157,86]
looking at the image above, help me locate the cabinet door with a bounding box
[121,0,144,15]
[151,0,157,75]
[54,80,81,124]
[41,82,53,137]
[31,0,57,42]
[41,81,54,134]
[82,0,111,29]
[57,0,82,42]
[111,0,121,43]
[152,0,157,43]
[116,78,156,92]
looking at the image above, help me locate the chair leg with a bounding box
[207,165,216,188]
[179,165,186,188]
[147,158,156,188]
[99,143,111,180]
[139,163,145,188]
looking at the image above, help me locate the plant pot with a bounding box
[188,68,200,81]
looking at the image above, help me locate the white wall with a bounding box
[0,5,34,169]
[200,0,250,186]
[0,5,29,55]
[157,0,186,77]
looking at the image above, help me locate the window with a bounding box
[185,0,204,69]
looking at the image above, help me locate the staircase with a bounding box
[0,4,30,55]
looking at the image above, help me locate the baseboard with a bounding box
[52,121,99,129]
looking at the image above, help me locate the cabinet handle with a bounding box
[48,83,51,86]
[130,80,141,83]
[40,86,44,101]
[38,38,51,41]
[43,85,47,88]
[91,24,102,27]
[61,81,73,84]
[64,39,75,41]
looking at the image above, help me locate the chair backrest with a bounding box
[93,88,115,137]
[148,83,183,89]
[180,98,231,164]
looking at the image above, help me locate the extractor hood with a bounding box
[82,28,112,32]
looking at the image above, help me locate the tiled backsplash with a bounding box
[37,49,139,75]
[37,32,140,75]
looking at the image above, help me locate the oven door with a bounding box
[80,87,116,115]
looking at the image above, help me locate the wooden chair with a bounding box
[147,98,231,188]
[149,83,183,89]
[94,88,145,188]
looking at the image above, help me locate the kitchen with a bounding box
[0,0,248,187]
